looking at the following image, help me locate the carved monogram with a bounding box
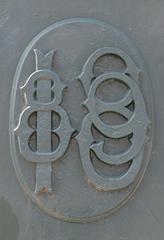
[15,50,74,193]
[77,47,150,191]
[15,48,150,193]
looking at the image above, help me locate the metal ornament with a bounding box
[9,18,153,223]
[15,49,74,193]
[77,47,150,191]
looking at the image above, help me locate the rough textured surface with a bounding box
[0,0,163,239]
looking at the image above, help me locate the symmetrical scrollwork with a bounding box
[76,47,150,191]
[15,49,74,193]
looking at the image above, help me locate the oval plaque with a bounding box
[9,18,153,223]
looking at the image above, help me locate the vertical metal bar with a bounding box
[35,79,52,193]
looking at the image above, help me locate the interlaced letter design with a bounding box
[76,47,150,191]
[15,49,74,193]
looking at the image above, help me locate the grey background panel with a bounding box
[0,0,163,239]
